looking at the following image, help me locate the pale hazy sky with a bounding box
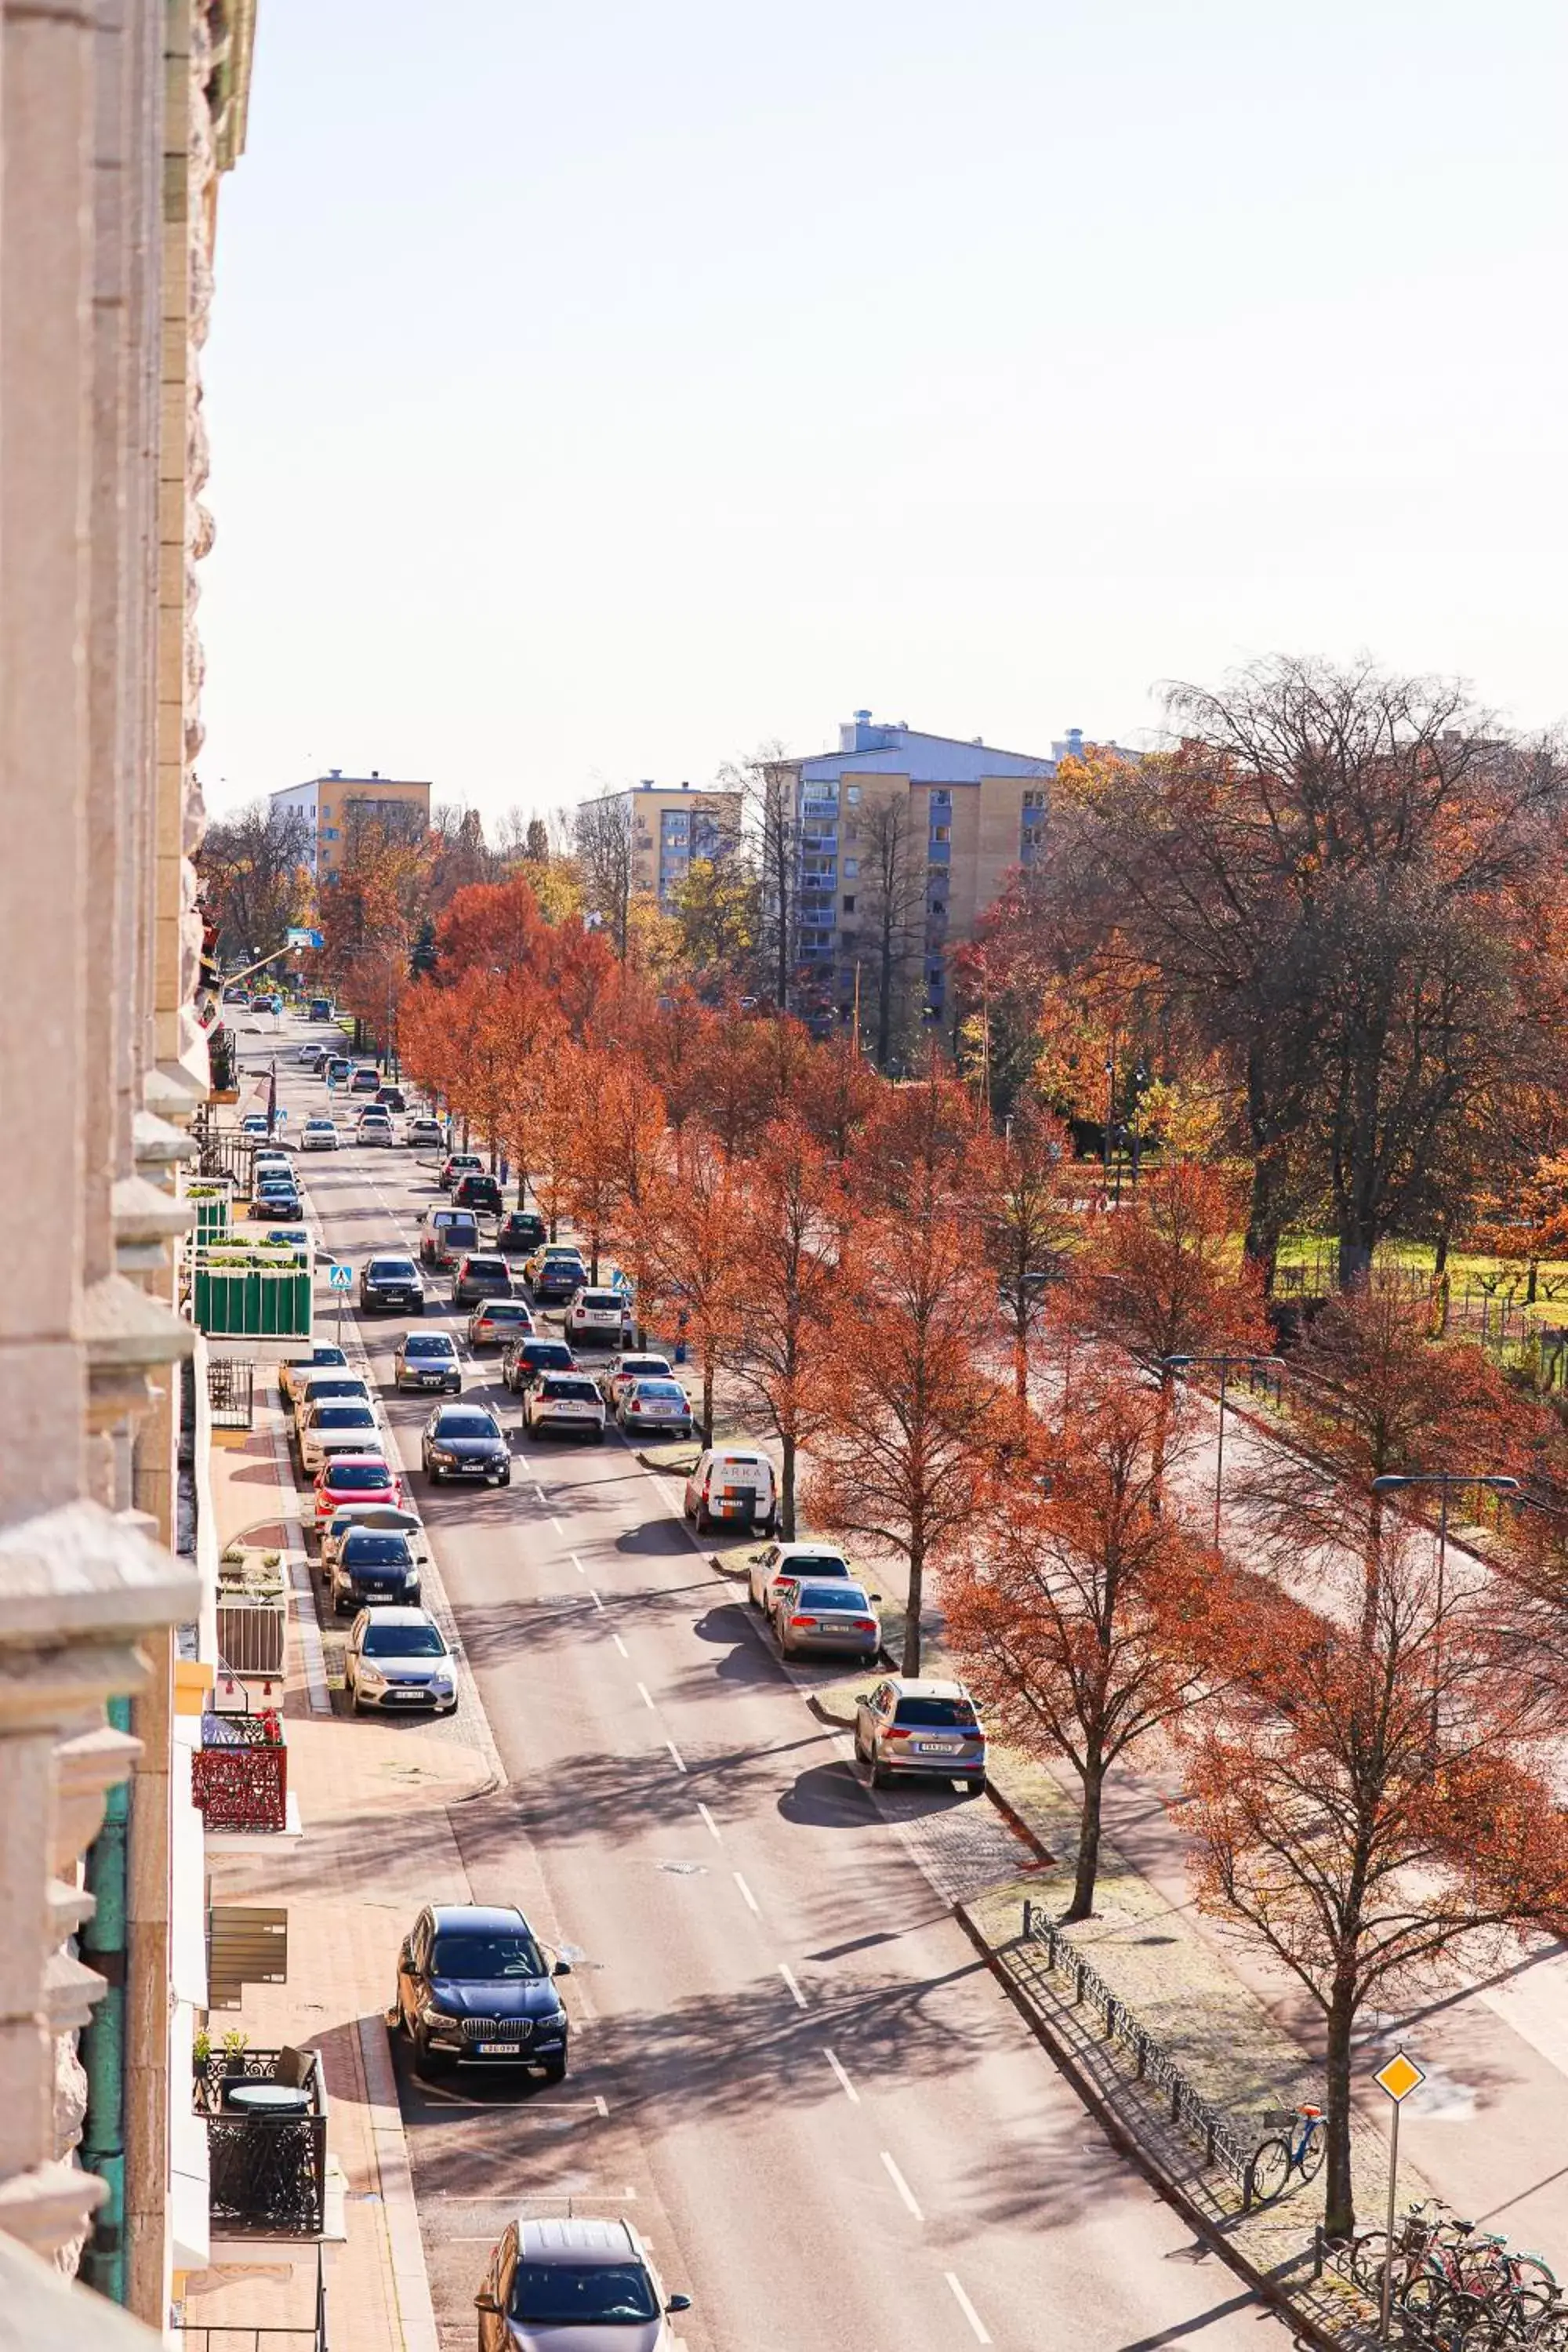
[198,0,1568,822]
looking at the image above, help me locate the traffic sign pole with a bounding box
[1374,2050,1425,2339]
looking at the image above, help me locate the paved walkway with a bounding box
[180,1378,497,2352]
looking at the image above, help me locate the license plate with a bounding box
[477,2041,516,2055]
[421,1374,442,1386]
[915,1740,961,1754]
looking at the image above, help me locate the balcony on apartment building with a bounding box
[191,1708,289,1833]
[195,2045,328,2239]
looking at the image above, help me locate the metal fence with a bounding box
[207,1357,256,1430]
[1021,1901,1299,2210]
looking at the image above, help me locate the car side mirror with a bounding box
[552,1956,572,1976]
[869,1594,883,1605]
[854,1693,871,1708]
[474,2289,502,2314]
[666,2294,692,2314]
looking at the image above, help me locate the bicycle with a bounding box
[1247,2105,1325,2204]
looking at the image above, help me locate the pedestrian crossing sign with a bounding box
[328,1264,353,1292]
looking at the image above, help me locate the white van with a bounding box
[683,1447,776,1536]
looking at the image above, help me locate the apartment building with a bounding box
[268,771,433,877]
[594,781,744,911]
[780,710,1088,1025]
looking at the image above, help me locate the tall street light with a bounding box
[1163,1352,1283,1549]
[1370,1472,1520,1737]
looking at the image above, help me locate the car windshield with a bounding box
[800,1584,869,1612]
[509,2263,659,2327]
[894,1696,978,1729]
[325,1463,393,1490]
[430,1929,544,1980]
[300,1349,347,1371]
[437,1412,499,1437]
[341,1534,412,1566]
[404,1336,454,1358]
[313,1406,375,1428]
[361,1624,445,1657]
[306,1121,333,1132]
[303,1381,365,1403]
[369,1261,417,1279]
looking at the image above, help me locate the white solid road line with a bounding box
[779,1963,807,2009]
[945,2273,993,2343]
[822,2046,858,2103]
[880,2150,923,2221]
[695,1802,721,1842]
[637,1681,656,1710]
[732,1871,760,1915]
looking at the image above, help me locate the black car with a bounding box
[502,1335,575,1392]
[394,1902,570,2078]
[452,1253,513,1309]
[531,1254,587,1305]
[329,1529,422,1616]
[376,1085,407,1112]
[497,1210,547,1256]
[453,1172,504,1216]
[360,1254,425,1315]
[423,1403,511,1486]
[394,1331,461,1394]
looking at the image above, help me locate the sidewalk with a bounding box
[179,1383,497,2352]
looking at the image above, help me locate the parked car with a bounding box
[356,1109,394,1146]
[852,1676,987,1794]
[467,1298,535,1349]
[684,1447,776,1536]
[599,1352,674,1411]
[394,1330,462,1394]
[279,1342,350,1407]
[419,1210,478,1270]
[406,1114,445,1151]
[453,1171,503,1217]
[452,1252,513,1309]
[617,1377,694,1438]
[746,1541,851,1612]
[296,1042,327,1068]
[496,1210,547,1256]
[394,1903,571,2082]
[222,983,248,1005]
[291,1371,372,1427]
[240,1113,270,1137]
[474,2216,688,2350]
[249,1181,301,1220]
[360,1254,425,1315]
[524,1248,588,1305]
[321,1502,429,1577]
[423,1402,511,1486]
[314,1454,403,1526]
[522,1374,606,1443]
[328,1528,423,1616]
[438,1151,485,1192]
[564,1286,631,1348]
[300,1116,339,1151]
[252,1149,292,1178]
[298,1402,383,1478]
[344,1606,456,1715]
[349,1065,383,1096]
[502,1335,575,1392]
[771,1577,881,1663]
[376,1085,407,1112]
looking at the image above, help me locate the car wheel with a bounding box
[965,1775,988,1796]
[695,1504,710,1533]
[540,2056,567,2084]
[428,1463,442,1485]
[869,1756,887,1788]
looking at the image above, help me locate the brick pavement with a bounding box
[179,1366,497,2352]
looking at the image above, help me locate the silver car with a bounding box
[853,1676,988,1794]
[344,1607,456,1715]
[771,1577,881,1662]
[475,2215,691,2352]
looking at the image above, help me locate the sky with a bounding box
[198,0,1568,823]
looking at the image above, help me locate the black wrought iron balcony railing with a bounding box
[195,2047,328,2238]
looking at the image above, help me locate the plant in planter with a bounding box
[193,2027,212,2067]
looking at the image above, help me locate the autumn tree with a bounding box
[197,800,314,963]
[948,1361,1215,1918]
[672,855,759,989]
[807,1200,1003,1673]
[726,1119,840,1538]
[1188,1539,1568,2241]
[977,1106,1079,1410]
[626,1129,749,1448]
[795,1033,880,1171]
[855,792,927,1072]
[574,796,636,960]
[722,745,797,1013]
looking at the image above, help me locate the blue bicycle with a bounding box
[1250,2106,1326,2204]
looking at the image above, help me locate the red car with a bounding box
[314,1454,404,1526]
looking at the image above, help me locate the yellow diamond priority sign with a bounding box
[1374,2051,1426,2103]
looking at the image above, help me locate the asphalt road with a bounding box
[249,1022,1290,2352]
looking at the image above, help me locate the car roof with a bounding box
[330,1503,419,1526]
[321,1454,392,1474]
[361,1605,437,1628]
[884,1675,969,1698]
[515,2216,639,2265]
[430,1901,528,1936]
[771,1540,847,1559]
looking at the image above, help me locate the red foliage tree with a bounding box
[726,1118,840,1538]
[625,1128,749,1448]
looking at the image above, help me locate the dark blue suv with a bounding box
[394,1904,571,2080]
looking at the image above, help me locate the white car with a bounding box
[290,1370,372,1425]
[356,1110,394,1148]
[599,1352,674,1410]
[564,1286,632,1348]
[300,1116,339,1151]
[252,1150,292,1180]
[298,1399,383,1477]
[406,1116,445,1151]
[746,1539,855,1612]
[522,1374,606,1442]
[684,1446,776,1537]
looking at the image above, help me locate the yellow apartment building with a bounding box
[268,771,433,877]
[587,781,744,910]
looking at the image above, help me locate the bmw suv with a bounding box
[394,1903,571,2079]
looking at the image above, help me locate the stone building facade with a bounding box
[0,0,254,2341]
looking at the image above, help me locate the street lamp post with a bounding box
[1370,1472,1520,1732]
[1163,1352,1284,1549]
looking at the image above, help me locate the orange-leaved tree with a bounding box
[947,1356,1216,1918]
[976,1105,1080,1414]
[625,1127,749,1449]
[1187,1534,1568,2241]
[807,1196,1003,1674]
[726,1117,840,1539]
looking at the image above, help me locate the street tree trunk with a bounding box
[1065,1754,1105,1922]
[1323,1976,1359,2241]
[780,1430,797,1541]
[901,1531,924,1676]
[701,1358,715,1450]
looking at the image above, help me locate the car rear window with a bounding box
[800,1585,870,1611]
[341,1534,412,1566]
[465,1258,506,1276]
[524,1342,572,1365]
[582,1290,622,1309]
[775,1555,848,1578]
[894,1697,978,1729]
[719,1456,766,1475]
[481,1301,530,1319]
[633,1381,685,1400]
[543,1379,599,1401]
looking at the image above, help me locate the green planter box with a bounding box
[190,1189,232,1240]
[194,1265,313,1340]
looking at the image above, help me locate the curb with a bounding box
[952,1902,1339,2352]
[358,2016,440,2352]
